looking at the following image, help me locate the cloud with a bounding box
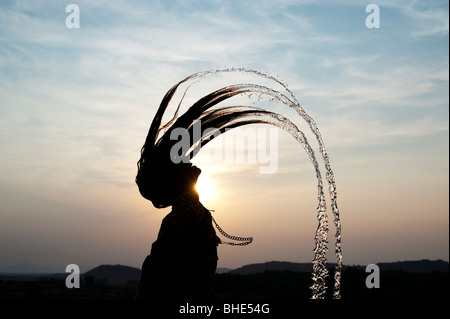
[320,112,448,150]
[382,0,449,37]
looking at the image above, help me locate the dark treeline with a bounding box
[215,268,449,299]
[0,267,448,299]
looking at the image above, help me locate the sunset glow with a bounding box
[196,173,216,206]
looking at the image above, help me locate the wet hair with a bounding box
[136,71,303,207]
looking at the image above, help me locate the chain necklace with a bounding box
[210,211,253,246]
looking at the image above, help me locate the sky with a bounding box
[0,0,448,272]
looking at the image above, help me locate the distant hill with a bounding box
[81,265,233,284]
[229,259,449,274]
[216,267,233,274]
[376,259,449,273]
[1,259,447,280]
[82,264,141,285]
[229,261,313,274]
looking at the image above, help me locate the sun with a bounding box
[195,173,216,205]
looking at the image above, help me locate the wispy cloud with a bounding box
[377,0,449,37]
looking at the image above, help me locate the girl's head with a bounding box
[136,70,291,209]
[136,161,201,208]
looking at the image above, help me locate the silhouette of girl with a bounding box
[134,70,334,299]
[135,160,220,299]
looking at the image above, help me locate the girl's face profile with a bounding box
[138,163,202,208]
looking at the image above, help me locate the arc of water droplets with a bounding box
[178,68,343,299]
